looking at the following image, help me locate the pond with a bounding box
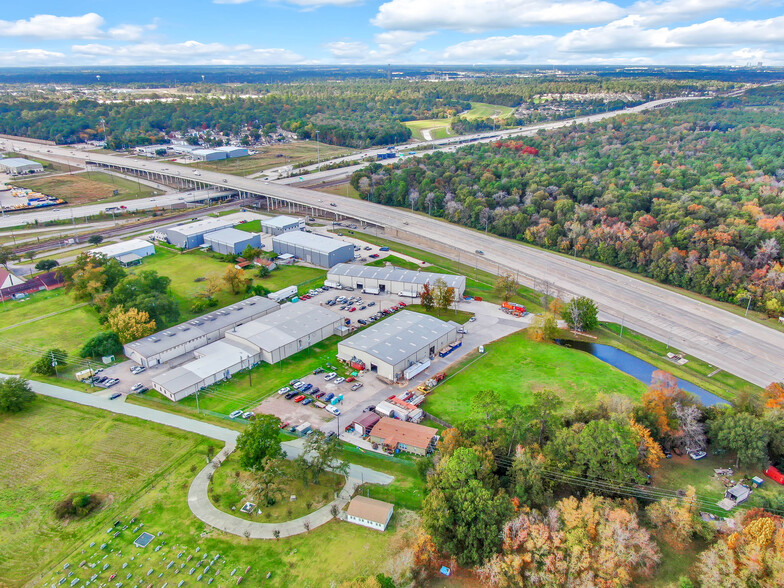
[555,339,729,407]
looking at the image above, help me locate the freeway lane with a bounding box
[6,120,784,389]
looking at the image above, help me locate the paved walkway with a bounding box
[8,376,393,538]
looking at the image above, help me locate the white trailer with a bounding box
[324,280,343,289]
[403,359,430,380]
[267,285,297,302]
[362,287,380,295]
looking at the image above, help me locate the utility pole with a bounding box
[745,296,752,317]
[315,131,320,169]
[50,351,59,377]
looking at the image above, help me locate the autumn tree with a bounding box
[223,266,250,294]
[528,313,558,342]
[646,486,713,546]
[422,447,512,567]
[420,281,434,311]
[765,382,784,410]
[562,296,599,332]
[494,273,518,302]
[630,417,665,471]
[107,307,157,343]
[105,270,179,326]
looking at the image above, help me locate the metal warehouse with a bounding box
[203,227,261,255]
[259,215,305,236]
[326,264,466,297]
[0,157,44,174]
[151,339,255,402]
[224,303,343,364]
[191,148,227,161]
[123,296,279,367]
[214,146,249,158]
[337,310,459,382]
[89,238,155,266]
[272,231,354,268]
[159,217,235,249]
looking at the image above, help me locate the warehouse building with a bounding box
[123,296,279,367]
[204,227,261,255]
[0,158,44,174]
[368,417,438,456]
[151,339,255,402]
[345,496,394,532]
[337,310,459,382]
[225,303,342,364]
[259,215,305,236]
[214,146,249,158]
[191,149,228,162]
[273,231,354,268]
[89,238,156,266]
[327,264,466,298]
[159,217,235,249]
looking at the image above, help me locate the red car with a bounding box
[369,254,380,258]
[280,421,290,429]
[765,465,784,485]
[349,307,356,312]
[398,301,407,307]
[346,376,355,382]
[294,395,305,403]
[301,295,310,300]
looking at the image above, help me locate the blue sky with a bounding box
[0,1,783,66]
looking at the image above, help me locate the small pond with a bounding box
[555,339,729,407]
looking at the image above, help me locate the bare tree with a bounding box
[674,403,707,451]
[569,303,584,333]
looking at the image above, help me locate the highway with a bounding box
[4,96,784,389]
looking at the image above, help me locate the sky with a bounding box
[0,0,783,67]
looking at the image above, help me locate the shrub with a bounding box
[54,492,101,520]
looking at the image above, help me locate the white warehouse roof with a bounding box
[162,217,234,237]
[89,238,153,258]
[261,215,302,229]
[274,231,351,253]
[204,227,257,246]
[328,263,465,291]
[229,304,341,352]
[0,157,42,168]
[340,310,458,365]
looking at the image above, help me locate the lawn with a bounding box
[185,141,355,176]
[14,171,162,206]
[461,102,516,120]
[404,119,452,141]
[342,447,426,511]
[426,330,647,424]
[314,181,362,199]
[210,453,344,522]
[403,303,474,325]
[233,218,263,232]
[365,254,421,270]
[0,396,202,587]
[0,289,77,329]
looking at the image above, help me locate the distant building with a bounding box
[89,238,155,266]
[0,158,44,174]
[259,215,305,236]
[134,145,170,157]
[158,217,235,249]
[345,496,394,532]
[272,231,354,268]
[367,417,438,456]
[0,270,63,302]
[327,263,466,298]
[214,146,249,158]
[203,227,261,255]
[191,149,227,162]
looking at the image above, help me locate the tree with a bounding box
[106,270,179,326]
[87,235,104,245]
[765,382,784,410]
[34,259,59,272]
[528,313,558,342]
[107,307,157,343]
[494,273,518,302]
[250,458,288,506]
[0,377,35,413]
[527,389,563,446]
[222,266,250,294]
[0,245,17,268]
[646,486,713,546]
[256,265,270,278]
[241,244,263,261]
[23,250,36,262]
[422,447,512,567]
[674,402,707,451]
[300,430,349,484]
[630,417,666,471]
[511,446,552,508]
[562,296,599,332]
[709,410,770,468]
[432,278,455,314]
[235,414,283,470]
[79,331,123,358]
[420,282,434,311]
[31,348,67,376]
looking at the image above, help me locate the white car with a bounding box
[469,317,476,322]
[242,412,254,419]
[688,450,707,460]
[325,405,341,416]
[229,410,243,419]
[277,386,291,395]
[334,377,345,384]
[130,383,144,392]
[324,372,337,381]
[292,381,305,390]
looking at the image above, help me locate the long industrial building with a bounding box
[204,227,261,255]
[0,157,44,174]
[89,238,155,266]
[158,217,235,249]
[260,215,304,236]
[326,264,466,297]
[225,303,343,364]
[272,231,354,268]
[123,296,279,367]
[337,310,459,382]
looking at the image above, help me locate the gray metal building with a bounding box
[191,149,227,162]
[0,158,44,174]
[337,310,459,382]
[89,238,156,263]
[159,217,235,249]
[214,146,249,158]
[260,215,305,236]
[123,296,279,367]
[327,264,466,297]
[203,227,261,255]
[272,231,354,268]
[225,303,342,364]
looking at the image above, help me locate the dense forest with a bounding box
[351,86,784,315]
[0,76,734,149]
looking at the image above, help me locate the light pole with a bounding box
[315,131,320,169]
[745,296,752,317]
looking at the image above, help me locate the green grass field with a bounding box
[365,255,421,270]
[404,119,452,141]
[314,181,362,199]
[426,330,647,424]
[0,396,202,587]
[403,303,474,325]
[184,142,354,176]
[210,454,344,522]
[461,102,515,120]
[14,171,162,206]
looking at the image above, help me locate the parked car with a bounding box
[301,383,313,393]
[363,405,376,412]
[292,381,305,390]
[313,367,325,375]
[369,254,380,258]
[242,411,254,419]
[345,376,355,382]
[358,319,367,325]
[136,387,149,394]
[323,392,335,402]
[379,246,390,251]
[326,405,341,416]
[314,391,325,399]
[398,301,407,307]
[457,327,466,334]
[130,365,146,374]
[368,302,375,307]
[363,246,371,250]
[280,421,290,429]
[109,393,122,400]
[324,372,337,380]
[301,398,313,406]
[334,377,345,384]
[469,316,476,322]
[277,386,291,395]
[131,383,144,392]
[229,410,243,419]
[348,307,356,312]
[311,386,320,395]
[351,383,364,391]
[285,391,298,400]
[289,379,301,386]
[688,450,707,460]
[294,395,306,403]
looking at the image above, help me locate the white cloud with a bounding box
[629,0,739,26]
[0,13,105,39]
[108,23,158,42]
[71,41,305,65]
[271,0,363,6]
[0,49,67,65]
[442,34,555,61]
[325,41,370,59]
[325,31,434,62]
[372,0,625,32]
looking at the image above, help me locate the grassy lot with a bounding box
[313,181,362,199]
[14,171,162,205]
[343,448,426,511]
[0,396,203,587]
[641,540,706,588]
[403,303,473,325]
[233,218,263,232]
[336,229,542,310]
[461,102,516,120]
[210,454,344,522]
[404,119,452,141]
[594,323,760,402]
[366,254,421,270]
[185,142,354,177]
[0,288,75,329]
[426,330,647,424]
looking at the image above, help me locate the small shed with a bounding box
[352,412,380,436]
[345,496,394,532]
[725,484,751,504]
